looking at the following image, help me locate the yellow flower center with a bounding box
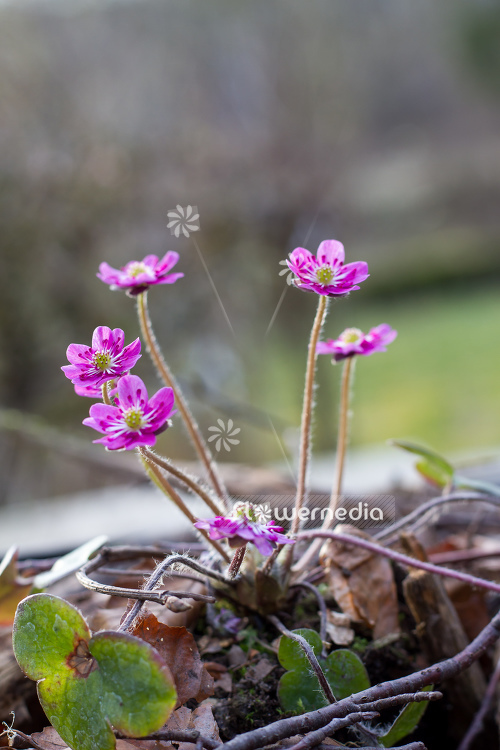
[93,351,112,371]
[340,328,363,343]
[233,502,258,523]
[316,265,335,286]
[127,262,148,278]
[123,408,145,430]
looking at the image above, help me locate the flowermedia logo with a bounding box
[207,419,241,453]
[278,258,295,285]
[254,503,273,523]
[231,494,396,530]
[167,205,200,238]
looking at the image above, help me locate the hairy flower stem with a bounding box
[136,291,229,508]
[101,383,112,406]
[138,450,230,562]
[227,544,247,579]
[283,296,328,574]
[330,356,355,510]
[297,529,500,595]
[141,447,226,517]
[293,357,355,573]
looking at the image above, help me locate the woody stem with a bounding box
[136,291,229,508]
[293,356,356,573]
[282,295,328,574]
[227,545,247,579]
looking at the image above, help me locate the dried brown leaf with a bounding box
[325,610,355,646]
[319,525,399,639]
[0,547,32,627]
[31,727,68,750]
[246,658,276,682]
[214,671,233,693]
[164,705,220,750]
[132,613,214,706]
[203,661,227,678]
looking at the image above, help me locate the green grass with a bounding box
[253,283,500,460]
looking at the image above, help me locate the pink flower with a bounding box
[97,252,184,294]
[62,327,141,390]
[286,240,369,297]
[317,324,397,362]
[194,504,295,557]
[74,383,103,398]
[83,374,176,450]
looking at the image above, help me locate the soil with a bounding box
[213,667,285,741]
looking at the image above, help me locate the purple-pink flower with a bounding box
[97,251,184,294]
[317,324,397,362]
[83,374,176,450]
[74,383,104,399]
[286,240,369,297]
[62,326,141,391]
[194,504,295,556]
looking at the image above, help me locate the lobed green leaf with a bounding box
[13,593,177,750]
[277,629,370,714]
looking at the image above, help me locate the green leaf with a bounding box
[379,686,432,747]
[13,594,177,750]
[277,629,370,714]
[415,459,451,488]
[390,440,454,487]
[322,649,371,700]
[278,670,327,713]
[278,628,323,671]
[13,592,90,680]
[34,536,108,590]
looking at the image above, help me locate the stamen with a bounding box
[93,351,112,371]
[340,328,363,343]
[127,262,148,278]
[123,408,145,430]
[316,265,335,286]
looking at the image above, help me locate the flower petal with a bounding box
[316,240,345,266]
[316,340,336,355]
[91,326,118,352]
[157,272,184,285]
[156,251,180,275]
[337,261,370,286]
[66,343,93,366]
[74,383,102,398]
[288,247,314,271]
[117,374,149,410]
[97,262,120,284]
[61,364,86,380]
[251,536,274,556]
[119,337,142,369]
[146,387,176,429]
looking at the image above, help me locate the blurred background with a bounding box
[1,0,500,530]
